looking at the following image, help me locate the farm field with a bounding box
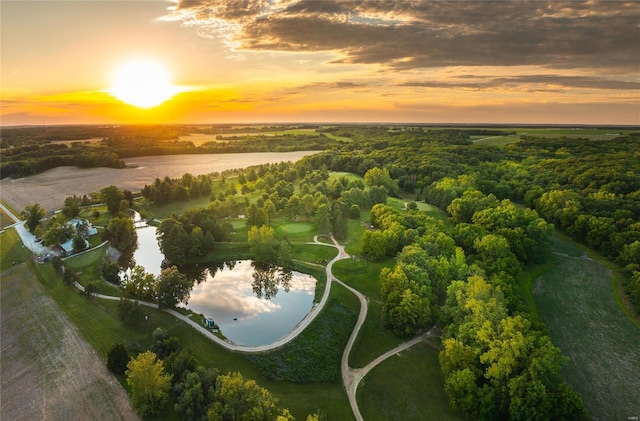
[0,263,139,421]
[465,126,635,147]
[0,151,316,213]
[533,235,640,420]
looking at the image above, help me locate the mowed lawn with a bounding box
[358,342,465,421]
[533,236,640,420]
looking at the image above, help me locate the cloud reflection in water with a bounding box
[185,260,316,346]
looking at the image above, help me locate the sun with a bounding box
[110,59,180,108]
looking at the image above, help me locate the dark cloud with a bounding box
[300,81,367,90]
[400,75,640,91]
[165,0,640,72]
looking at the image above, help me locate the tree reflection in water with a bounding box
[251,262,292,299]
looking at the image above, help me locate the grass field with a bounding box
[275,221,315,239]
[289,243,338,265]
[358,342,465,421]
[0,228,33,271]
[533,235,640,420]
[64,243,122,296]
[468,127,635,147]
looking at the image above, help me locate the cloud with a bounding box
[400,75,640,91]
[164,0,640,72]
[300,81,367,90]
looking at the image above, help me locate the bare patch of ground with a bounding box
[0,151,316,213]
[0,264,139,421]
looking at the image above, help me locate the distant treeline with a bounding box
[0,125,347,178]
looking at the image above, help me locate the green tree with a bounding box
[277,240,292,269]
[207,372,293,421]
[248,225,278,264]
[156,266,191,308]
[301,194,315,220]
[331,206,348,240]
[43,221,76,247]
[157,218,189,263]
[262,199,277,226]
[62,268,79,286]
[126,351,172,417]
[106,343,129,375]
[72,233,86,253]
[175,371,206,420]
[118,297,143,327]
[84,282,98,297]
[100,258,121,284]
[314,203,331,234]
[21,203,45,234]
[364,167,398,196]
[380,265,432,336]
[103,216,137,251]
[62,196,81,219]
[101,185,125,215]
[361,230,387,261]
[287,194,302,220]
[348,204,361,219]
[246,203,267,227]
[124,265,157,300]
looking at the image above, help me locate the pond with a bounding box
[124,217,317,346]
[185,260,316,346]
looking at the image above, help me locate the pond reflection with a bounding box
[184,260,316,346]
[119,218,317,347]
[251,263,292,299]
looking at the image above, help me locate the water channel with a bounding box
[124,215,317,346]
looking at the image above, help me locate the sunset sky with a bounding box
[2,0,639,126]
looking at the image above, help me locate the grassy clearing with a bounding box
[328,172,363,182]
[332,257,403,367]
[79,205,112,227]
[275,221,316,241]
[0,228,33,271]
[467,127,635,147]
[358,342,465,421]
[64,243,122,296]
[290,243,338,265]
[532,235,640,420]
[344,219,366,256]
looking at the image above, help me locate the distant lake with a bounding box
[124,218,317,346]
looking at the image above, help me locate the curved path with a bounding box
[73,233,430,420]
[74,235,344,353]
